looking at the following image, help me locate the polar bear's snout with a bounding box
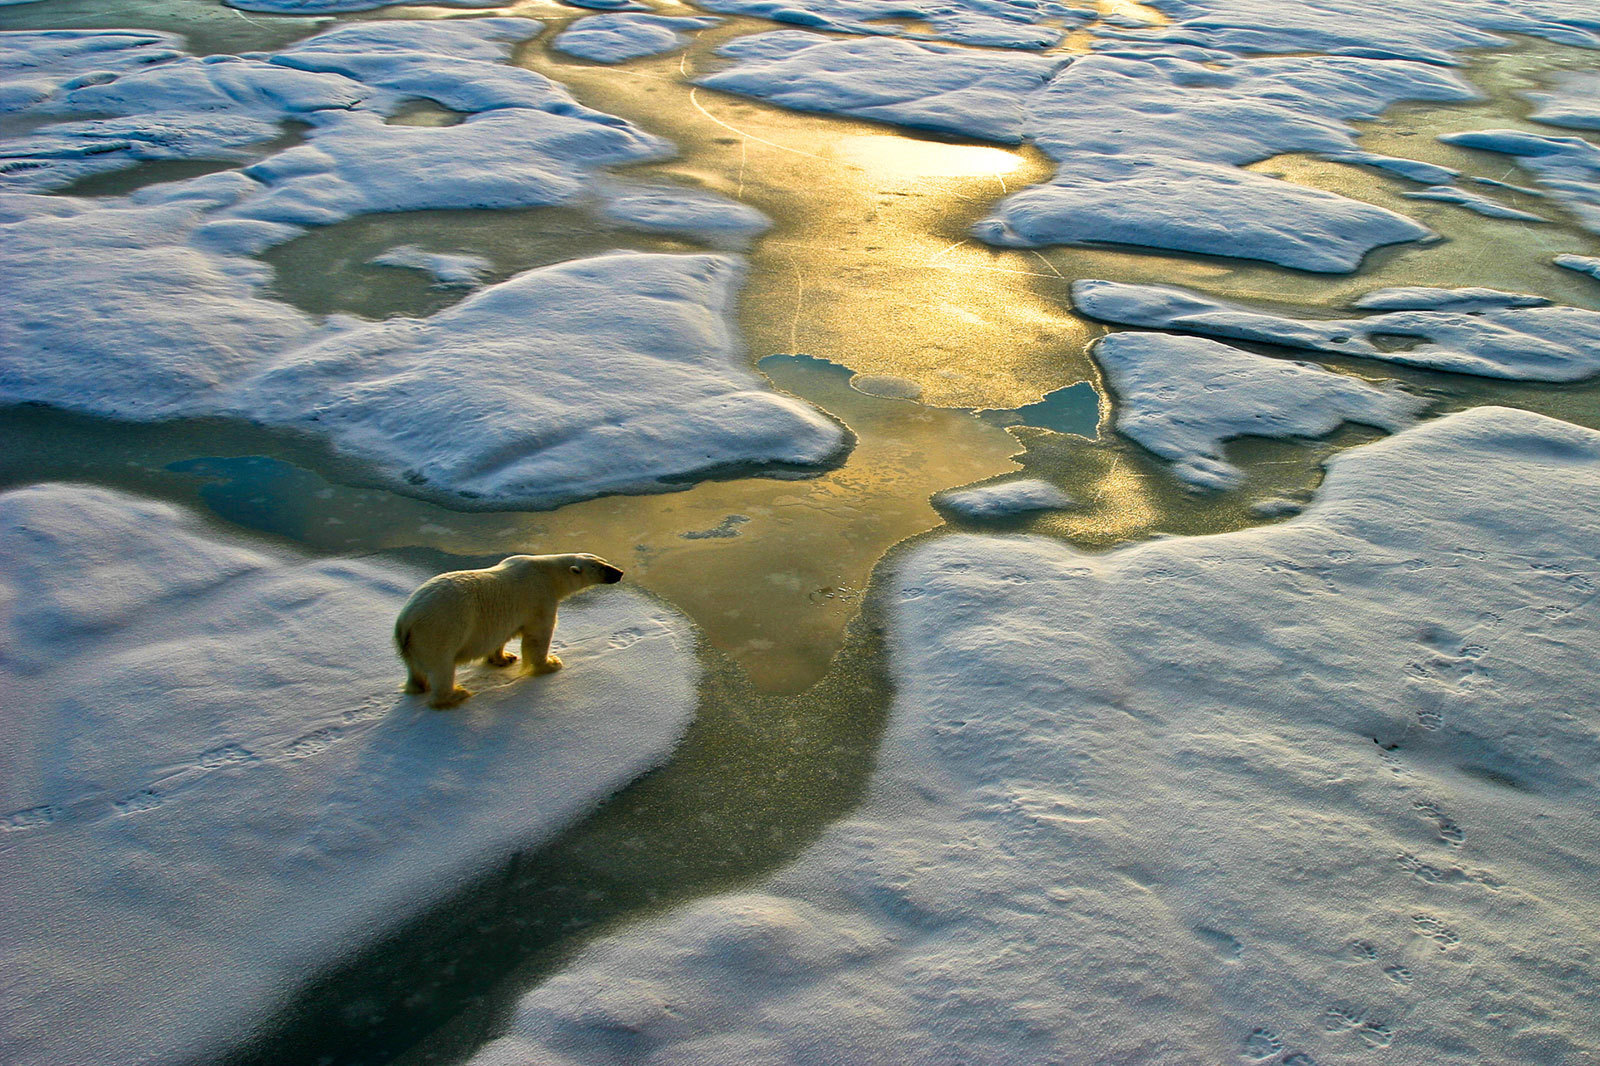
[600,563,624,584]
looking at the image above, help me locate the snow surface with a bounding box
[1527,70,1600,132]
[1401,184,1548,223]
[1440,129,1600,236]
[369,244,493,287]
[553,14,719,63]
[0,24,846,506]
[0,483,699,1066]
[1117,0,1600,62]
[699,32,1061,143]
[1093,331,1426,490]
[1072,279,1600,382]
[976,51,1473,269]
[695,31,1490,270]
[932,478,1075,519]
[228,253,849,508]
[973,151,1431,271]
[469,406,1600,1065]
[594,180,772,247]
[1556,253,1600,282]
[689,0,1083,48]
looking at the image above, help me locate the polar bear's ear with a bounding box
[570,564,583,574]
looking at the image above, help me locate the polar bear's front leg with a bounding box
[485,646,518,668]
[521,615,562,675]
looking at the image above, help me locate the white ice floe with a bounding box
[0,184,319,419]
[0,483,699,1066]
[1349,286,1551,311]
[229,252,849,508]
[933,478,1075,519]
[974,152,1432,271]
[0,25,845,505]
[594,180,772,248]
[1526,70,1600,132]
[368,244,492,287]
[1119,0,1600,63]
[694,34,1473,270]
[1439,129,1600,235]
[1094,331,1425,489]
[1555,253,1600,282]
[1401,184,1548,222]
[1020,53,1477,166]
[689,0,1081,48]
[553,14,719,63]
[698,32,1061,143]
[470,406,1600,1066]
[974,51,1474,269]
[227,0,501,12]
[1072,278,1600,382]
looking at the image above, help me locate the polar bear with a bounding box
[394,553,625,709]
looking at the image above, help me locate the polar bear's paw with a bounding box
[532,655,564,675]
[429,686,473,709]
[486,649,518,667]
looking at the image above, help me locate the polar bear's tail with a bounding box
[395,619,412,657]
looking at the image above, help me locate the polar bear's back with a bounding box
[395,566,544,664]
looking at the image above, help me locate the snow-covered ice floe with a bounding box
[974,151,1432,271]
[229,252,848,508]
[469,406,1600,1065]
[697,35,1478,270]
[1093,331,1426,490]
[1104,0,1600,61]
[368,244,493,287]
[0,483,699,1066]
[689,0,1083,49]
[0,23,843,506]
[1526,70,1600,132]
[1556,253,1600,282]
[554,14,720,63]
[933,478,1075,519]
[1401,184,1548,223]
[1440,129,1600,236]
[698,32,1062,144]
[1072,279,1600,381]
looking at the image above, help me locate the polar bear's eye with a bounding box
[570,565,583,574]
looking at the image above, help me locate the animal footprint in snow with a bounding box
[1357,1022,1394,1048]
[285,727,340,759]
[199,743,255,769]
[113,788,164,815]
[3,805,60,832]
[607,627,646,650]
[1384,965,1414,985]
[1243,1027,1283,1059]
[1412,913,1461,949]
[1326,1007,1395,1049]
[1349,940,1379,961]
[1413,800,1465,845]
[1416,709,1444,730]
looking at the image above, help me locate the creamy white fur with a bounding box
[395,553,623,708]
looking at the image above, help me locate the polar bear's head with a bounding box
[567,553,625,585]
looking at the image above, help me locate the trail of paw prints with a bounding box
[1412,913,1462,951]
[1243,1027,1283,1060]
[1398,852,1503,893]
[1412,799,1465,845]
[1241,1025,1322,1065]
[1325,1005,1394,1049]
